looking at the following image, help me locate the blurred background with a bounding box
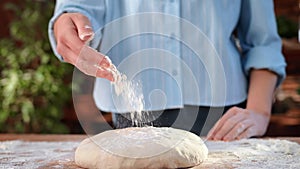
[0,0,299,135]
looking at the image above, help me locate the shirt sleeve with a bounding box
[237,0,286,87]
[48,0,106,61]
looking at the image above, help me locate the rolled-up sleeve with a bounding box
[237,0,286,87]
[48,0,106,61]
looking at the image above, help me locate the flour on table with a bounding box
[1,138,300,169]
[0,140,79,169]
[194,138,300,169]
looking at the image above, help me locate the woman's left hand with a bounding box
[207,107,270,141]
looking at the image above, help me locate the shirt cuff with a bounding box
[242,46,287,87]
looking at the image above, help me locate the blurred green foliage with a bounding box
[0,0,73,133]
[276,15,298,39]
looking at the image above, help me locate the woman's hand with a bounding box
[54,13,113,81]
[207,107,270,141]
[207,69,277,141]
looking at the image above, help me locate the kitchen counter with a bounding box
[0,134,300,169]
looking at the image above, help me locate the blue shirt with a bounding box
[49,0,286,113]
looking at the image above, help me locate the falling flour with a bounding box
[103,58,148,127]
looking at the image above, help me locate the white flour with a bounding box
[106,61,148,127]
[0,138,300,168]
[195,138,300,169]
[0,140,79,169]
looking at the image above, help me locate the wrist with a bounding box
[245,104,271,117]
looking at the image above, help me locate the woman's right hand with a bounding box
[54,13,114,81]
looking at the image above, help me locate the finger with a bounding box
[54,14,84,56]
[95,67,114,81]
[70,13,94,42]
[63,27,85,55]
[236,126,256,140]
[56,42,78,65]
[76,44,114,78]
[80,25,94,42]
[212,112,247,140]
[97,55,111,68]
[207,107,243,139]
[223,119,253,141]
[79,45,111,68]
[207,119,222,140]
[76,55,113,79]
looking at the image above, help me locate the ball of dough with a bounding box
[75,127,208,169]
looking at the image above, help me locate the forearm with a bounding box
[246,69,277,116]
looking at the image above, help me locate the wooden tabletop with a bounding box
[0,134,300,143]
[0,134,87,142]
[1,134,299,168]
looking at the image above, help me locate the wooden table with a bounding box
[0,134,300,169]
[0,134,87,168]
[0,134,87,142]
[1,134,299,143]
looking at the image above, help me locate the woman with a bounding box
[49,0,286,141]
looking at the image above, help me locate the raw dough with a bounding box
[75,127,208,169]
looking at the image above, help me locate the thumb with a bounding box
[79,25,94,42]
[71,13,94,42]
